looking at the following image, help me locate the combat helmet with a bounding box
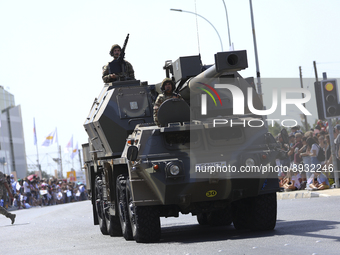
[161,78,175,92]
[110,44,122,56]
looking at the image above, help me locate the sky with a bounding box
[1,0,340,175]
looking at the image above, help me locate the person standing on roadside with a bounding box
[23,178,32,205]
[288,133,304,167]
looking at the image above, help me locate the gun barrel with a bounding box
[188,50,248,93]
[122,34,130,52]
[118,34,130,63]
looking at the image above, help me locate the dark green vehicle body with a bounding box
[82,50,281,242]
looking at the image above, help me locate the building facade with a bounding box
[0,85,27,178]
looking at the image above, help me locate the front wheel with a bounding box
[231,197,250,230]
[197,213,209,225]
[95,176,108,235]
[232,193,277,231]
[126,180,161,243]
[249,192,277,231]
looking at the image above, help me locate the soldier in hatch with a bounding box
[102,44,135,83]
[0,171,16,224]
[153,78,182,126]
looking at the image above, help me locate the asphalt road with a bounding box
[1,197,340,255]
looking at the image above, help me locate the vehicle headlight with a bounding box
[165,161,183,178]
[245,158,255,167]
[169,165,180,176]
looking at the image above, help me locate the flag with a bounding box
[33,118,37,145]
[42,128,57,147]
[64,135,73,153]
[71,142,78,159]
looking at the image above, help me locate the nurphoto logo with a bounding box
[199,83,312,128]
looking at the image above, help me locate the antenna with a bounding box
[194,0,201,54]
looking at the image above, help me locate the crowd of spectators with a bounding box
[0,174,87,210]
[276,121,337,192]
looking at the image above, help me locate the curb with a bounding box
[277,191,330,200]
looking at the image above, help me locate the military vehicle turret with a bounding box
[82,50,284,243]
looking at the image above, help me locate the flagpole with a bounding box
[36,141,40,173]
[59,145,63,179]
[56,127,63,179]
[70,141,78,170]
[34,118,41,175]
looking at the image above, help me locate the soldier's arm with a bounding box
[153,95,163,125]
[126,61,135,80]
[102,64,116,83]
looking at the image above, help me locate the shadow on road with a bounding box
[0,222,30,228]
[159,219,340,243]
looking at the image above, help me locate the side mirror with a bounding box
[127,146,138,161]
[280,129,289,145]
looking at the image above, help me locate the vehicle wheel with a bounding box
[126,180,161,243]
[116,175,133,240]
[103,200,122,237]
[231,198,251,230]
[249,192,277,231]
[95,176,108,235]
[197,213,209,225]
[207,207,233,226]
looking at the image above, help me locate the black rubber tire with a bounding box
[232,193,277,231]
[231,197,251,230]
[95,176,108,235]
[126,180,161,243]
[197,213,209,225]
[116,175,133,240]
[103,201,122,237]
[249,192,277,231]
[207,207,233,226]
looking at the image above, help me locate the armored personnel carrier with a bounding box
[82,50,284,243]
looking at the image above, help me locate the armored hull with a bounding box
[83,50,282,243]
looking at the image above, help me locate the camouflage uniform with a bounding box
[153,94,176,125]
[153,78,181,126]
[102,60,135,83]
[0,171,15,224]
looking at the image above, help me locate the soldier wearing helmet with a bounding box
[102,44,135,83]
[153,78,181,126]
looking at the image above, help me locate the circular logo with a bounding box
[206,190,217,197]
